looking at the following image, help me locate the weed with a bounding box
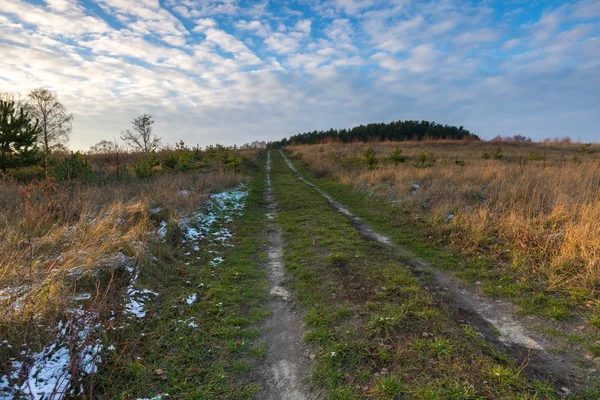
[373,376,404,399]
[414,337,454,358]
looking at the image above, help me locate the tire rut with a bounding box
[278,149,596,391]
[258,151,320,400]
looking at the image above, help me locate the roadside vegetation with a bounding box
[269,150,570,399]
[0,161,257,396]
[93,162,271,398]
[0,87,267,397]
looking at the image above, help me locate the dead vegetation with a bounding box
[0,169,240,395]
[286,140,600,304]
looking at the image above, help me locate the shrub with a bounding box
[134,153,160,178]
[223,153,242,171]
[414,151,436,168]
[493,147,503,160]
[363,147,378,170]
[52,152,92,181]
[5,166,45,182]
[389,147,407,164]
[176,151,197,172]
[528,152,544,161]
[161,153,179,170]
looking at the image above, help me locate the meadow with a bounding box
[286,140,600,308]
[2,139,600,398]
[0,147,257,398]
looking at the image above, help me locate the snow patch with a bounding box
[185,293,197,306]
[0,311,104,399]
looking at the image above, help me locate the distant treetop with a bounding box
[267,120,479,148]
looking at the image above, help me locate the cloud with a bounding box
[0,0,598,150]
[264,20,312,54]
[234,19,270,37]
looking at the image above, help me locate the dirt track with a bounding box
[258,151,318,400]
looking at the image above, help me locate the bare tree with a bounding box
[88,139,118,154]
[27,88,73,172]
[88,137,124,178]
[120,114,161,153]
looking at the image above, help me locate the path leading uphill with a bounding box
[257,151,318,400]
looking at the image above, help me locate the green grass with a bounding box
[94,159,271,399]
[269,150,561,399]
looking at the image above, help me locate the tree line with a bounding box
[267,120,479,148]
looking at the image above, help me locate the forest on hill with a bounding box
[267,120,479,148]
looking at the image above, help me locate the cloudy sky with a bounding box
[1,0,599,149]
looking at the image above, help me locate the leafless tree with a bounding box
[27,88,73,172]
[88,139,118,154]
[120,114,161,152]
[88,137,124,178]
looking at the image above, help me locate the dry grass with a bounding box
[287,140,600,301]
[0,170,240,355]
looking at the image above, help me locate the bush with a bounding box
[493,147,503,160]
[414,151,436,168]
[52,152,92,181]
[161,153,179,170]
[388,147,406,165]
[5,166,45,182]
[363,147,378,170]
[528,152,544,161]
[134,153,160,178]
[176,151,197,172]
[223,153,242,171]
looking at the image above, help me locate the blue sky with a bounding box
[1,0,599,149]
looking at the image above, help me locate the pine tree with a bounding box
[0,99,40,172]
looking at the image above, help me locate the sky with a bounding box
[1,0,599,150]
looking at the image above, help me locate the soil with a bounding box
[257,152,320,400]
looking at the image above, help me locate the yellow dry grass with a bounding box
[287,140,600,300]
[0,170,240,348]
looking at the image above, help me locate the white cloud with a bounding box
[234,19,270,37]
[264,19,312,54]
[0,0,598,149]
[455,28,500,44]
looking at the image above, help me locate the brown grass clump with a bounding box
[0,170,240,356]
[287,140,600,301]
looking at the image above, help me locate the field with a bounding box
[1,142,600,399]
[287,140,600,307]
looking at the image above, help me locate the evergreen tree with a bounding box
[267,119,479,148]
[0,99,40,172]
